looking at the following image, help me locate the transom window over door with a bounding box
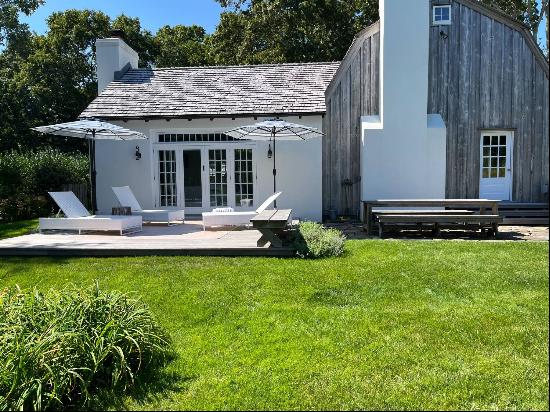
[234,149,254,207]
[158,150,177,207]
[209,149,228,207]
[479,131,513,200]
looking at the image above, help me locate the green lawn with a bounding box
[0,223,548,410]
[0,218,38,239]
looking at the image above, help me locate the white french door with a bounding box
[479,131,513,200]
[154,145,256,213]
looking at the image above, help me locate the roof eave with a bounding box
[81,111,328,122]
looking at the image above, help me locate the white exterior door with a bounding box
[479,131,513,200]
[154,143,256,213]
[206,147,256,210]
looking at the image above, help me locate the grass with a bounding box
[0,219,38,239]
[0,222,548,409]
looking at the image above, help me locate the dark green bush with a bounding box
[0,283,172,411]
[291,221,346,258]
[0,148,88,221]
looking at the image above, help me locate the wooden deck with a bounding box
[0,221,295,257]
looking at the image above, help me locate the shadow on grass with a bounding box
[0,257,76,279]
[0,219,39,240]
[89,354,195,410]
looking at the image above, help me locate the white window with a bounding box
[433,5,451,25]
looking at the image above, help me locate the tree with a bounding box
[209,0,379,65]
[0,0,43,47]
[0,9,111,151]
[155,24,210,67]
[112,14,157,67]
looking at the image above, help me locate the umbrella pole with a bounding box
[91,130,97,214]
[272,127,277,208]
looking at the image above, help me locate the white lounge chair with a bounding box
[112,186,185,225]
[39,192,142,235]
[202,192,282,229]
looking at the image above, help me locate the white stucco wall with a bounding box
[95,38,139,94]
[94,115,324,221]
[361,0,446,203]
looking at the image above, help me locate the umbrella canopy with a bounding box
[225,119,322,140]
[225,119,323,207]
[32,118,147,213]
[32,118,147,140]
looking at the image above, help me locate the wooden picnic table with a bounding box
[362,199,501,235]
[251,209,292,247]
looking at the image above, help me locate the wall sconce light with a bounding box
[267,143,273,159]
[440,30,448,39]
[135,146,141,160]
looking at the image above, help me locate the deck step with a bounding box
[497,202,549,226]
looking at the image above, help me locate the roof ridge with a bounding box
[131,61,341,72]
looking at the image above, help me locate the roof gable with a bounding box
[81,62,340,120]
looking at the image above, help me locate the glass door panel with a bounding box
[183,150,203,207]
[209,149,228,207]
[234,148,254,207]
[158,150,177,207]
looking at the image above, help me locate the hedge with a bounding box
[0,148,88,222]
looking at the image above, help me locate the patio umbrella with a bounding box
[225,119,323,207]
[32,118,147,213]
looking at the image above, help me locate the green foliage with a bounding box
[0,8,111,152]
[0,148,88,221]
[291,221,345,258]
[209,0,379,64]
[155,25,210,67]
[0,282,172,411]
[112,15,157,68]
[0,0,43,47]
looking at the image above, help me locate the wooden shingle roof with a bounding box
[81,62,340,120]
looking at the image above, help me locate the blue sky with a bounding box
[18,0,548,48]
[20,0,224,35]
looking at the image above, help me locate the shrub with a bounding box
[0,283,172,411]
[291,221,346,258]
[0,148,88,221]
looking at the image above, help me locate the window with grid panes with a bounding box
[481,135,507,178]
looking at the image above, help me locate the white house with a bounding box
[81,0,549,221]
[85,52,337,221]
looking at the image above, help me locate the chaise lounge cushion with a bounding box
[202,192,282,228]
[112,186,185,224]
[40,215,142,232]
[40,192,143,235]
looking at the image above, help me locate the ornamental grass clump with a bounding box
[0,283,172,411]
[292,221,346,258]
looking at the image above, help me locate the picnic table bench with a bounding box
[251,209,292,247]
[362,199,502,237]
